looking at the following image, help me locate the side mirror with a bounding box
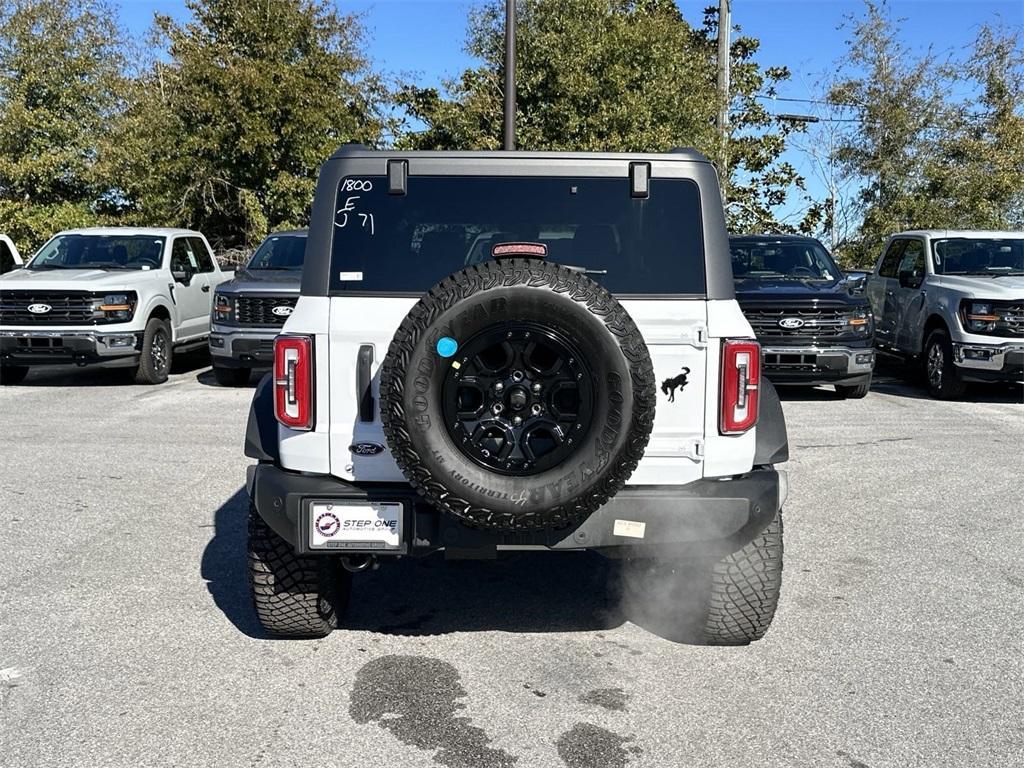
[844,270,869,295]
[172,267,193,286]
[898,269,923,289]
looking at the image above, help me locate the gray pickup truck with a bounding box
[866,230,1023,398]
[209,230,306,386]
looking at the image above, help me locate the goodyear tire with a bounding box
[380,258,656,532]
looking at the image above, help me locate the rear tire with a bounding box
[835,376,871,399]
[924,328,967,400]
[620,512,784,645]
[248,503,350,638]
[213,364,250,387]
[134,317,173,385]
[702,513,784,645]
[1,365,29,385]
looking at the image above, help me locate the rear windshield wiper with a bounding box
[562,264,608,275]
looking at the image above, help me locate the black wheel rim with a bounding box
[151,330,169,374]
[441,323,594,476]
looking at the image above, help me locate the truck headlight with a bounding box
[846,309,872,334]
[93,292,136,321]
[962,300,999,333]
[213,293,234,322]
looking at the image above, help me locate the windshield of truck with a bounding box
[28,234,166,271]
[247,234,307,271]
[329,175,706,295]
[729,238,840,281]
[932,238,1024,276]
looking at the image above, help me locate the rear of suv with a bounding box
[730,234,875,398]
[244,147,790,644]
[209,230,306,386]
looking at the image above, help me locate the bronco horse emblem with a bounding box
[660,367,690,402]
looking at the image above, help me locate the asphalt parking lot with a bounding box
[1,358,1022,768]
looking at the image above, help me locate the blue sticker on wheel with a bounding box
[436,336,458,358]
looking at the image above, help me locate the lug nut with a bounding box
[532,382,542,393]
[531,404,542,416]
[512,416,523,426]
[492,403,504,415]
[512,370,525,382]
[494,381,504,392]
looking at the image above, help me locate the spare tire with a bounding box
[380,257,655,532]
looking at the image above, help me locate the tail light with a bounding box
[274,335,314,430]
[720,339,761,435]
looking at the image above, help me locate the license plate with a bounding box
[308,501,403,550]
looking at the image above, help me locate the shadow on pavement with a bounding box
[6,346,213,387]
[202,486,268,638]
[203,486,633,639]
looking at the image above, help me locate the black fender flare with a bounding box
[754,378,788,466]
[244,372,279,463]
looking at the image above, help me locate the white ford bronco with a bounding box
[866,230,1024,398]
[0,227,225,385]
[244,147,790,644]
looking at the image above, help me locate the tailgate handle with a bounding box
[357,344,374,422]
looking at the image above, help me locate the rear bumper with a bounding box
[761,344,875,386]
[0,329,141,367]
[248,462,785,559]
[209,324,279,368]
[952,342,1024,381]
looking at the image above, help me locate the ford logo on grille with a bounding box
[272,305,293,317]
[778,317,805,329]
[27,303,52,314]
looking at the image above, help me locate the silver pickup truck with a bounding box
[866,230,1023,398]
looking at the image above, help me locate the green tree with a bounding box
[924,25,1024,230]
[0,0,127,251]
[117,0,392,250]
[827,1,951,266]
[399,0,813,233]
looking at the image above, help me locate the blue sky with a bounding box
[117,0,1023,231]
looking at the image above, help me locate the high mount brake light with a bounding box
[720,339,761,435]
[491,242,548,259]
[274,335,314,430]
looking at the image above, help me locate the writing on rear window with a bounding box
[330,175,706,295]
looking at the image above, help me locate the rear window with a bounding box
[329,175,705,295]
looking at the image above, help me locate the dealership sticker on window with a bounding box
[338,271,363,281]
[613,519,646,539]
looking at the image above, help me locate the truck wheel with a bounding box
[702,513,784,645]
[134,317,173,385]
[924,328,967,400]
[380,257,656,532]
[248,503,350,638]
[621,513,784,645]
[1,365,29,385]
[835,376,871,399]
[213,364,250,387]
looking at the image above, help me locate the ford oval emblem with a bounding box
[27,303,52,314]
[349,442,385,456]
[272,305,293,317]
[778,317,805,329]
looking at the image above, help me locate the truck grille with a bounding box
[235,296,298,326]
[0,291,95,325]
[743,306,854,342]
[994,301,1024,336]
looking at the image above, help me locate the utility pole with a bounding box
[504,0,516,150]
[716,0,731,203]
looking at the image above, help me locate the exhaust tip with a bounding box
[341,554,377,573]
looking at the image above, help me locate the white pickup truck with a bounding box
[0,227,226,384]
[866,230,1023,398]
